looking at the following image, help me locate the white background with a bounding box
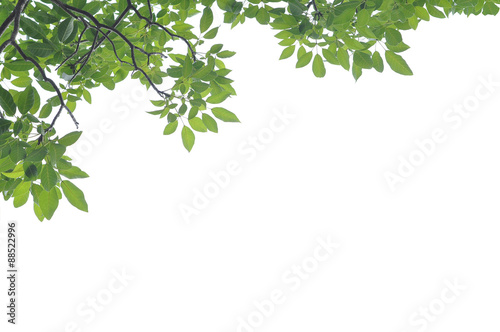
[1,13,500,332]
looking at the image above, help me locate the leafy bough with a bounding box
[0,0,497,220]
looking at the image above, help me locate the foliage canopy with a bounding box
[0,0,498,220]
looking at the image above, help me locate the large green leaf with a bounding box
[200,7,214,32]
[0,86,16,116]
[385,51,413,75]
[212,107,240,122]
[38,187,59,220]
[58,18,75,43]
[312,54,326,78]
[181,126,195,152]
[17,86,35,115]
[58,131,82,146]
[40,164,58,191]
[61,180,88,212]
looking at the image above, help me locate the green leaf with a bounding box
[280,45,295,60]
[26,42,55,57]
[4,60,34,72]
[207,91,231,104]
[337,48,350,70]
[38,187,59,220]
[58,131,82,146]
[33,203,44,221]
[20,17,44,39]
[163,120,179,135]
[61,180,88,212]
[256,8,270,24]
[385,51,413,75]
[212,107,240,122]
[24,163,38,179]
[483,2,499,15]
[12,77,32,88]
[352,63,362,81]
[40,164,58,191]
[9,141,26,163]
[17,86,35,115]
[48,143,66,164]
[58,18,75,43]
[353,51,373,69]
[372,51,384,72]
[182,126,195,152]
[191,82,210,92]
[200,7,214,32]
[312,54,326,78]
[426,4,446,18]
[183,54,193,77]
[189,117,208,132]
[218,50,236,58]
[415,6,430,20]
[0,86,16,116]
[322,49,339,65]
[202,113,218,133]
[385,28,402,45]
[25,147,48,162]
[203,27,219,39]
[14,192,29,208]
[296,51,313,68]
[59,166,89,179]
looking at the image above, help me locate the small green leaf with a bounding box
[58,18,75,43]
[25,147,48,162]
[202,113,218,133]
[212,107,240,122]
[280,45,295,60]
[207,91,231,104]
[312,54,326,78]
[385,51,413,75]
[352,63,362,81]
[353,51,373,69]
[4,60,34,72]
[182,126,195,152]
[256,8,270,24]
[58,131,82,146]
[415,6,430,20]
[426,4,446,18]
[0,86,16,116]
[191,82,210,92]
[483,2,499,15]
[203,27,219,39]
[337,48,350,70]
[200,7,214,32]
[217,50,236,58]
[322,49,339,65]
[26,43,55,57]
[59,166,89,179]
[38,187,59,220]
[372,51,384,72]
[61,180,88,212]
[189,117,208,132]
[17,86,35,115]
[296,51,313,68]
[40,163,58,191]
[163,120,179,135]
[385,28,402,45]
